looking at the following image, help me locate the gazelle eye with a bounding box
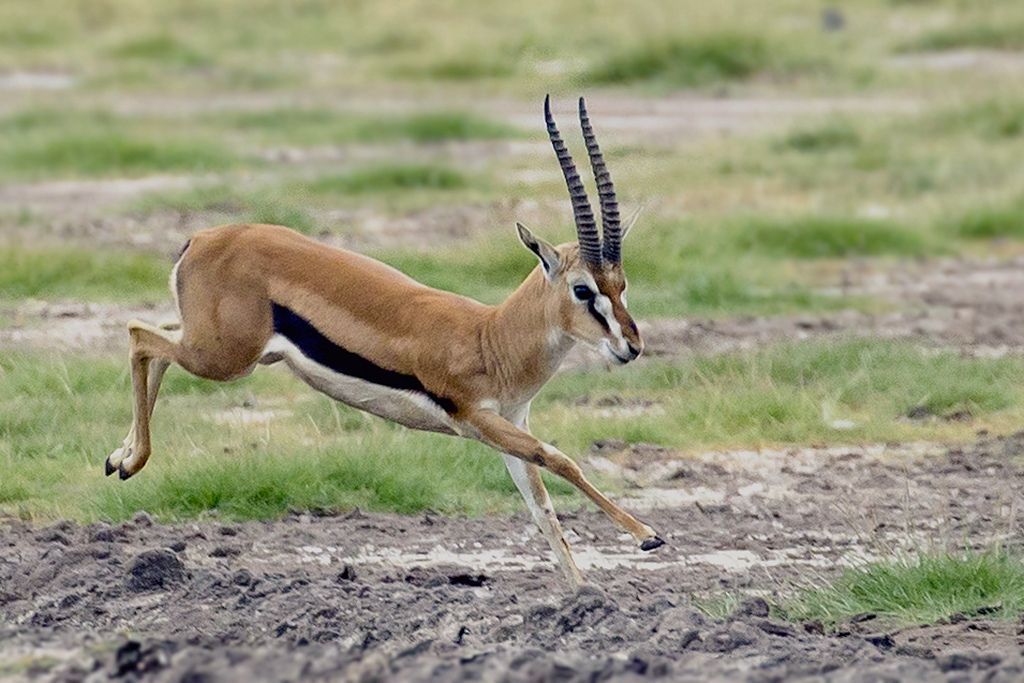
[572,284,594,301]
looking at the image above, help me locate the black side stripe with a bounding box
[271,303,456,414]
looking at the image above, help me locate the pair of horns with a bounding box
[544,94,622,266]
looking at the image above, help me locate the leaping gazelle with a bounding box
[105,96,663,586]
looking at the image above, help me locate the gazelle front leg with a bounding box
[503,455,584,587]
[502,407,584,587]
[464,409,664,551]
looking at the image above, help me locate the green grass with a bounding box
[413,57,516,81]
[3,131,233,179]
[4,340,1024,521]
[0,351,575,522]
[0,110,234,179]
[130,165,473,236]
[304,164,470,196]
[902,22,1024,52]
[133,184,253,214]
[732,216,933,259]
[246,199,318,235]
[0,245,170,301]
[925,100,1024,141]
[588,32,811,87]
[207,109,519,146]
[776,121,862,153]
[108,33,212,69]
[783,550,1024,626]
[945,197,1024,240]
[130,184,320,234]
[540,339,1024,453]
[0,107,514,180]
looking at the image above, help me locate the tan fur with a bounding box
[106,222,660,588]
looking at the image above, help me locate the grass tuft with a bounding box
[777,121,862,153]
[926,100,1024,140]
[0,245,170,301]
[108,34,212,69]
[211,109,518,145]
[784,550,1024,626]
[588,33,800,87]
[415,58,514,81]
[0,109,233,179]
[902,23,1024,52]
[945,197,1024,241]
[247,199,319,235]
[305,164,470,196]
[732,216,931,259]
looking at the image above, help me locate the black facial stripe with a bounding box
[271,302,456,414]
[586,299,611,333]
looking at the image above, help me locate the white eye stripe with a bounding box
[593,294,624,340]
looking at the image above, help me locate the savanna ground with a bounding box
[5,1,1024,680]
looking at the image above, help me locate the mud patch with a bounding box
[3,434,1024,681]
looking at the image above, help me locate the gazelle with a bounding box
[105,95,663,586]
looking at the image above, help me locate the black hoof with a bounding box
[118,465,134,481]
[105,459,117,476]
[640,536,665,552]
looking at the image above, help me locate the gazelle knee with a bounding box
[537,445,584,482]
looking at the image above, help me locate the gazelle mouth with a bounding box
[607,346,632,364]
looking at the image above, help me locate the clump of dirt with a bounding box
[126,549,188,592]
[3,434,1024,680]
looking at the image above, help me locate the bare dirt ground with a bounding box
[3,433,1023,681]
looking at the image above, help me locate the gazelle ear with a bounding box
[516,222,561,280]
[620,204,645,242]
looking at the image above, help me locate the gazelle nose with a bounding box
[626,342,642,360]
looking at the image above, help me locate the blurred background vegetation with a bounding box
[4,0,1024,520]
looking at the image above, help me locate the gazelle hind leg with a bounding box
[503,455,584,588]
[105,321,182,479]
[104,357,171,475]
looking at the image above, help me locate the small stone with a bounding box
[232,569,254,586]
[803,620,825,635]
[38,531,70,546]
[132,511,154,527]
[756,620,796,637]
[733,597,770,618]
[449,573,488,587]
[114,640,143,676]
[850,612,878,624]
[126,549,186,592]
[866,633,895,649]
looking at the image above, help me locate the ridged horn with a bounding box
[578,97,621,264]
[544,94,602,268]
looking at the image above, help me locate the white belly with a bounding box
[261,335,455,434]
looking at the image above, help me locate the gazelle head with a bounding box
[516,95,643,365]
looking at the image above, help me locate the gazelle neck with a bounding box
[483,268,575,400]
